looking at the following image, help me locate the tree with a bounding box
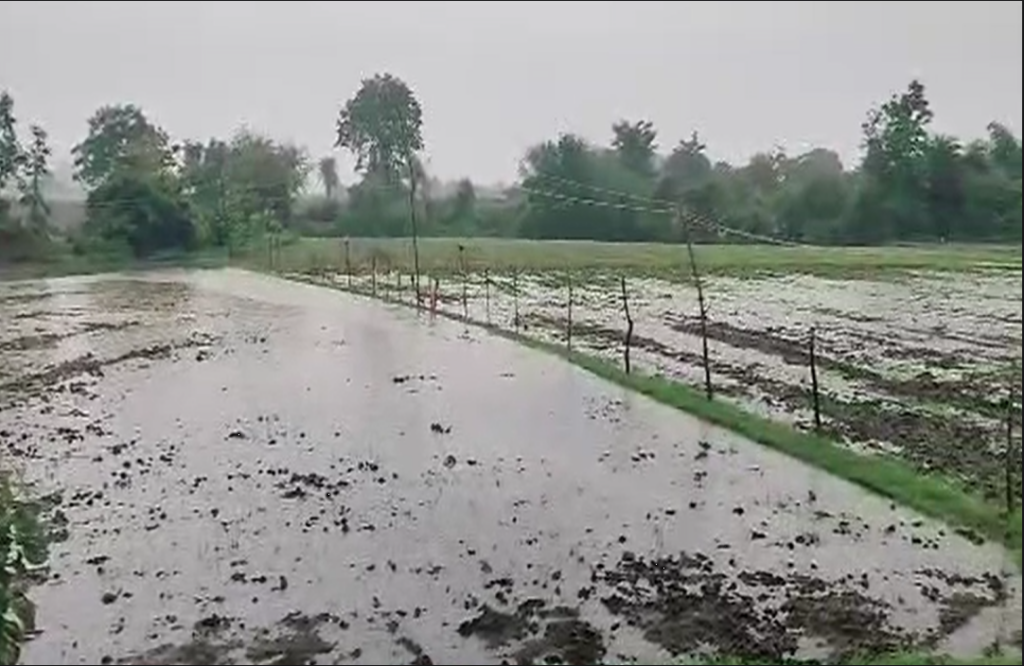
[225,129,309,227]
[520,135,655,241]
[17,125,52,231]
[178,131,309,247]
[319,157,340,199]
[85,174,196,257]
[0,91,23,196]
[656,132,713,202]
[72,104,173,189]
[335,73,424,182]
[855,79,934,241]
[336,72,426,298]
[612,119,658,177]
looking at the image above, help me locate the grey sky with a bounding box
[1,1,1021,185]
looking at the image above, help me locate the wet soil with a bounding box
[522,312,1020,502]
[2,269,1020,665]
[339,268,1021,504]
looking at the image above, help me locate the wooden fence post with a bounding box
[459,245,468,321]
[566,273,573,352]
[513,269,520,334]
[344,238,352,289]
[809,327,822,432]
[680,210,712,400]
[484,268,491,326]
[621,276,634,373]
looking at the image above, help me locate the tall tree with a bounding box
[335,73,424,182]
[225,128,309,227]
[319,156,340,199]
[855,79,934,241]
[0,91,23,195]
[17,125,52,231]
[72,104,173,189]
[611,119,658,177]
[336,72,426,296]
[658,133,712,195]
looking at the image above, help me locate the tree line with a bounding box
[1,75,1020,261]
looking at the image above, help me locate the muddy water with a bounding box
[1,269,1020,665]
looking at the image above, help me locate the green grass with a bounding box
[539,342,1022,566]
[266,237,1022,278]
[675,653,1022,665]
[0,246,231,281]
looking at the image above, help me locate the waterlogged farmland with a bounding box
[302,264,1023,503]
[0,268,1020,665]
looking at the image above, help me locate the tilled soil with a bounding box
[1,269,1020,665]
[318,269,1022,502]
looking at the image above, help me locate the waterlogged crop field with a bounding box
[0,266,1021,665]
[291,241,1023,505]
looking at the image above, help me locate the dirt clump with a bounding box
[458,599,606,665]
[597,550,917,662]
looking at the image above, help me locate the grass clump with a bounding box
[0,474,50,665]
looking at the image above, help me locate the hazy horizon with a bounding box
[2,1,1021,186]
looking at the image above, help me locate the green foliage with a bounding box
[612,119,658,177]
[0,476,49,666]
[84,174,196,258]
[72,104,173,189]
[318,156,340,200]
[12,76,1024,267]
[0,92,24,194]
[17,125,52,231]
[0,90,55,263]
[335,73,424,181]
[519,134,658,241]
[179,130,309,248]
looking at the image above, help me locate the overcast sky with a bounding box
[1,1,1021,185]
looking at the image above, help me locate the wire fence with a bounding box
[275,233,1021,501]
[273,230,1024,638]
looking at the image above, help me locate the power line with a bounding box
[30,166,815,248]
[528,170,815,248]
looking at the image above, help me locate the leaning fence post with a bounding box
[459,245,468,322]
[621,276,634,374]
[680,209,712,400]
[809,327,822,432]
[344,238,352,288]
[484,268,491,326]
[1006,380,1016,521]
[513,269,520,334]
[566,273,573,352]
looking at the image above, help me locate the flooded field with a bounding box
[1,268,1020,665]
[306,267,1023,503]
